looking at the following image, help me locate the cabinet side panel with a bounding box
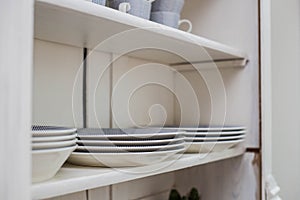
[33,40,83,127]
[0,1,34,199]
[44,191,87,200]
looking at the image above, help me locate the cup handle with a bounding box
[118,2,131,13]
[178,19,192,33]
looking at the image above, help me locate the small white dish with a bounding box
[183,130,246,137]
[184,134,246,142]
[32,145,77,183]
[76,137,183,146]
[32,139,77,150]
[68,147,184,167]
[32,134,77,143]
[162,126,246,132]
[77,131,184,140]
[76,142,185,152]
[185,139,244,153]
[32,126,77,137]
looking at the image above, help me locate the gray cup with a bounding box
[150,11,192,32]
[151,0,184,13]
[108,0,154,19]
[91,0,106,5]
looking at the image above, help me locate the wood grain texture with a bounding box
[0,1,34,200]
[174,153,260,200]
[181,0,260,148]
[33,40,83,127]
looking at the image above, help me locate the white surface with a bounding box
[77,137,182,146]
[0,1,33,200]
[68,147,184,167]
[32,147,245,199]
[34,0,247,66]
[33,40,83,127]
[32,134,77,142]
[185,139,244,153]
[32,139,77,149]
[271,0,300,199]
[32,146,77,183]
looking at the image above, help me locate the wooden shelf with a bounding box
[35,0,247,67]
[31,147,245,199]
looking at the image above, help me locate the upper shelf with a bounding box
[35,0,247,66]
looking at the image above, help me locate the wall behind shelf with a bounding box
[181,0,260,148]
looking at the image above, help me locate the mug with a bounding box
[150,11,192,32]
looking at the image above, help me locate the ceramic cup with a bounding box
[151,0,184,13]
[85,0,106,6]
[150,11,192,32]
[108,0,155,19]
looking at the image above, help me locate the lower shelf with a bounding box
[32,146,245,199]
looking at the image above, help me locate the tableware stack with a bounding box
[163,126,246,153]
[108,0,155,20]
[150,0,192,32]
[67,128,186,167]
[31,125,77,183]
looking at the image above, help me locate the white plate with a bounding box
[185,139,244,153]
[32,134,77,143]
[183,130,246,137]
[32,126,77,137]
[77,131,184,140]
[162,126,246,132]
[68,148,185,167]
[77,137,183,146]
[76,142,185,152]
[184,134,245,142]
[32,139,77,150]
[32,145,77,182]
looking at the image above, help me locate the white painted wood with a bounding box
[88,186,110,200]
[112,173,174,200]
[44,191,87,200]
[32,147,244,199]
[34,0,247,65]
[0,1,34,200]
[33,40,83,127]
[260,0,272,199]
[270,0,300,199]
[175,152,260,200]
[181,0,259,148]
[111,56,175,128]
[86,50,111,128]
[134,191,169,200]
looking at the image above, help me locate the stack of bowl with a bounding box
[31,125,77,183]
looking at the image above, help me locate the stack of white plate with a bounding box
[163,126,246,153]
[31,125,77,182]
[67,128,186,167]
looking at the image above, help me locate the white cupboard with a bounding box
[0,0,273,199]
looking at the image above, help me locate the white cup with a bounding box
[178,19,192,33]
[118,2,131,13]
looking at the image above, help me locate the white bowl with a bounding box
[32,145,77,183]
[32,139,77,150]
